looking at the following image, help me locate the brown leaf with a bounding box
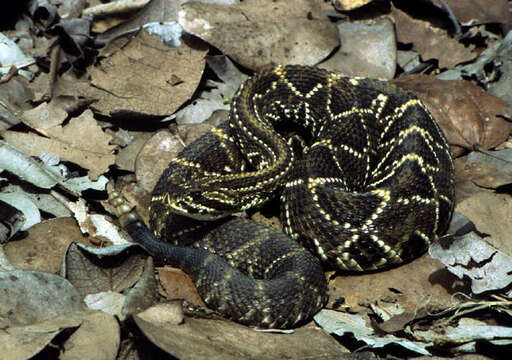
[89,29,207,116]
[84,0,151,33]
[3,110,115,180]
[95,0,179,47]
[51,110,114,154]
[158,267,205,308]
[137,302,184,327]
[391,5,476,68]
[133,316,349,360]
[64,242,145,297]
[328,253,467,316]
[60,311,120,360]
[28,70,96,104]
[3,217,98,274]
[178,0,339,70]
[0,270,83,326]
[0,311,83,360]
[434,0,512,25]
[392,74,512,153]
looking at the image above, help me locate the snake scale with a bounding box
[114,65,455,329]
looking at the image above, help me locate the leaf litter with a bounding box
[1,0,512,358]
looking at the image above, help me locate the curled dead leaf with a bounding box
[392,74,512,154]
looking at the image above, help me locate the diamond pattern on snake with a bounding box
[115,65,455,329]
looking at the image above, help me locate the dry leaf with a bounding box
[454,150,512,203]
[89,29,207,116]
[0,192,40,231]
[60,310,120,360]
[392,74,512,153]
[21,101,67,134]
[0,199,24,244]
[122,256,158,317]
[327,253,466,315]
[84,291,126,317]
[158,266,205,308]
[0,312,83,360]
[434,0,512,25]
[29,70,97,104]
[137,302,184,327]
[453,157,502,204]
[0,75,34,131]
[135,130,184,193]
[430,230,512,294]
[3,110,115,180]
[414,317,512,346]
[115,131,153,172]
[3,217,98,274]
[456,191,512,257]
[95,0,179,47]
[320,17,396,79]
[84,0,151,33]
[392,5,476,68]
[0,270,83,326]
[178,0,339,70]
[314,310,431,355]
[63,242,145,297]
[133,316,348,360]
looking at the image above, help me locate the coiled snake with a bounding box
[113,65,455,329]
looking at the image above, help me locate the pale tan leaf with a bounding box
[60,311,120,360]
[21,102,67,134]
[178,0,339,70]
[89,29,208,116]
[3,110,115,180]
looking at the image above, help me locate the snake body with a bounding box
[128,65,454,328]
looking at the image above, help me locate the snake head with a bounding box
[158,181,239,220]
